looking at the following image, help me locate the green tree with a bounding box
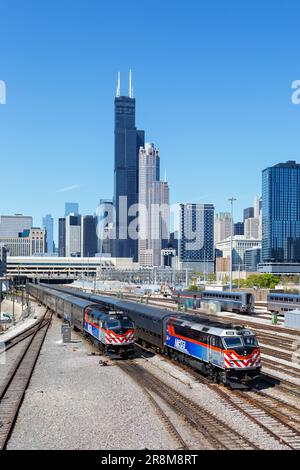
[245,273,280,289]
[187,284,198,291]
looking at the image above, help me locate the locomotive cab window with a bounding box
[243,335,258,346]
[222,336,243,349]
[121,320,134,329]
[105,320,121,330]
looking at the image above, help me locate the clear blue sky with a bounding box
[1,0,300,240]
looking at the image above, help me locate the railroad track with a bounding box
[262,358,300,380]
[256,335,295,350]
[250,388,300,426]
[169,360,300,449]
[117,362,189,450]
[260,346,292,362]
[0,316,49,355]
[118,361,257,450]
[262,374,300,397]
[70,288,300,448]
[0,310,52,450]
[136,338,300,450]
[221,388,300,449]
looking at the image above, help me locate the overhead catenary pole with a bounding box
[228,197,237,292]
[12,285,15,324]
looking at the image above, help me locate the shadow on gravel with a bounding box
[131,344,155,360]
[253,374,280,390]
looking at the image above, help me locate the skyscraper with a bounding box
[214,212,232,243]
[178,203,215,273]
[244,217,260,239]
[148,180,170,266]
[98,199,114,255]
[114,71,144,261]
[58,218,66,257]
[42,214,54,254]
[138,143,163,266]
[65,214,81,257]
[81,215,98,257]
[0,244,8,275]
[243,207,254,222]
[234,222,244,236]
[262,161,300,266]
[253,195,262,218]
[0,215,32,237]
[65,203,79,217]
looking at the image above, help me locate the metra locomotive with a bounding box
[43,285,261,387]
[27,284,135,357]
[165,315,261,387]
[172,289,255,314]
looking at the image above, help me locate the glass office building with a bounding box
[58,218,66,257]
[262,161,300,264]
[243,207,254,221]
[42,214,54,254]
[114,92,144,261]
[81,215,98,257]
[178,203,215,272]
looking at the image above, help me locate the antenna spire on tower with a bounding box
[129,69,133,98]
[116,71,121,97]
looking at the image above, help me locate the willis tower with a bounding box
[114,71,144,261]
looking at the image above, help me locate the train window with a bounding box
[182,328,208,344]
[121,320,134,329]
[222,337,243,349]
[105,320,121,330]
[210,336,222,349]
[243,336,258,346]
[173,324,189,337]
[199,332,208,344]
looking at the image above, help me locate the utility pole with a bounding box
[21,283,24,320]
[228,197,237,292]
[12,286,15,324]
[185,268,189,288]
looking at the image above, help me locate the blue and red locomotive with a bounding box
[28,284,262,387]
[27,284,135,357]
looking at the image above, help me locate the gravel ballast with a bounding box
[7,316,176,450]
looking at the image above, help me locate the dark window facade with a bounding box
[262,161,300,263]
[114,96,145,261]
[82,216,98,257]
[58,218,66,257]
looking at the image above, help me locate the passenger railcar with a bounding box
[45,285,261,387]
[267,292,300,314]
[27,284,135,357]
[172,290,254,313]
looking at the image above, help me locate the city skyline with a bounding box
[1,1,300,233]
